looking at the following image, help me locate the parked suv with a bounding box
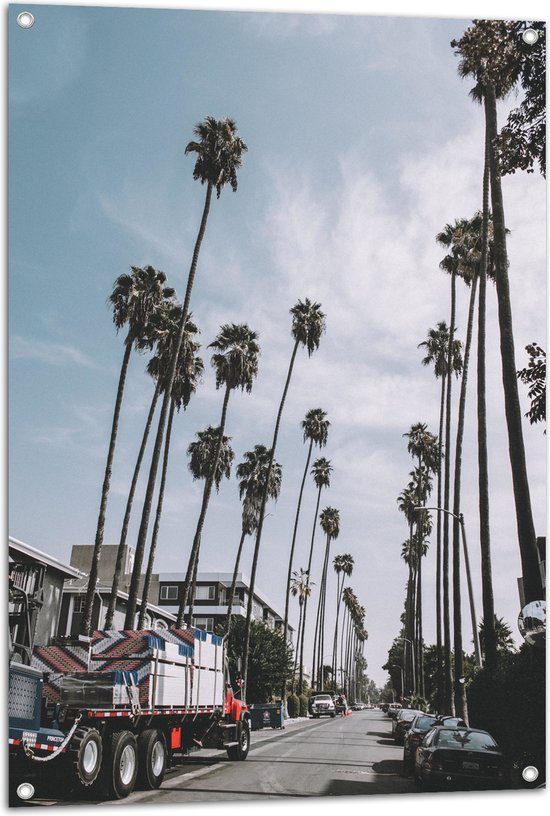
[310,693,336,718]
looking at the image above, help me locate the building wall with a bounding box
[33,573,65,646]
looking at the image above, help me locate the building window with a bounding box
[160,585,179,601]
[73,595,86,613]
[194,617,214,632]
[194,585,216,601]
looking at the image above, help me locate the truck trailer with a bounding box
[9,564,250,801]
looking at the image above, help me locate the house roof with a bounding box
[9,536,84,580]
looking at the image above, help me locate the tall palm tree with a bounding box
[241,299,326,696]
[136,319,204,629]
[403,423,438,697]
[331,554,354,687]
[396,483,417,695]
[281,409,329,696]
[125,117,247,628]
[341,587,357,697]
[175,323,260,627]
[312,506,340,690]
[452,21,542,605]
[81,266,174,636]
[225,445,282,634]
[290,569,314,691]
[105,305,201,629]
[418,321,462,705]
[174,426,234,628]
[300,456,332,693]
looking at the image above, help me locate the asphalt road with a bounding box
[13,709,416,806]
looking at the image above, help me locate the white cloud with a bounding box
[10,335,99,369]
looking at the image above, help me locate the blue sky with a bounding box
[8,0,546,709]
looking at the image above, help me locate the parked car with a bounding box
[388,702,401,718]
[393,709,424,744]
[310,693,336,718]
[414,726,509,791]
[403,714,439,774]
[380,703,390,713]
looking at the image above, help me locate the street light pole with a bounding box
[414,506,482,668]
[391,664,404,700]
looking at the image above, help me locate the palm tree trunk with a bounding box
[435,372,446,711]
[484,81,542,604]
[298,484,323,693]
[478,118,497,673]
[452,271,478,718]
[241,340,300,698]
[81,336,132,636]
[187,556,199,627]
[332,574,343,687]
[225,529,247,634]
[125,182,213,629]
[292,602,304,693]
[318,533,332,687]
[312,533,330,690]
[105,380,161,630]
[443,271,456,713]
[280,438,314,699]
[416,454,424,698]
[137,399,176,629]
[177,384,232,627]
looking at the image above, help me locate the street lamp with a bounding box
[395,636,415,694]
[414,506,482,669]
[391,664,404,699]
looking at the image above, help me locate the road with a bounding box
[14,709,416,806]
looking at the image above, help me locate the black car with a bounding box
[403,715,466,774]
[414,726,509,791]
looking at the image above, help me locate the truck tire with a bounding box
[137,729,166,790]
[226,719,250,761]
[104,730,138,800]
[70,727,103,787]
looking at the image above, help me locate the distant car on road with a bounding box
[414,726,509,791]
[387,703,401,718]
[310,694,336,718]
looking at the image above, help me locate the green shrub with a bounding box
[286,693,300,718]
[299,694,309,717]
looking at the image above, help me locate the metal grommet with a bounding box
[17,11,35,28]
[522,765,539,783]
[17,782,35,800]
[522,28,539,45]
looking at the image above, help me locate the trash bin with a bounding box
[249,702,285,730]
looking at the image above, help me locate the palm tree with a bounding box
[341,587,357,696]
[452,21,542,605]
[331,554,354,687]
[312,506,340,690]
[300,456,332,693]
[124,117,247,628]
[479,615,516,655]
[225,445,282,634]
[281,409,329,697]
[136,316,204,629]
[397,483,417,695]
[105,304,201,629]
[241,299,326,696]
[175,323,260,627]
[174,426,234,628]
[81,266,175,636]
[403,423,438,697]
[290,569,314,691]
[418,321,462,704]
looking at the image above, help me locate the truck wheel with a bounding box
[227,719,250,761]
[137,729,166,790]
[330,712,336,718]
[71,727,103,787]
[106,730,138,799]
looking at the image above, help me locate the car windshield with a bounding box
[414,716,437,730]
[315,695,332,702]
[436,729,498,751]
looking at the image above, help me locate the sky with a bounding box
[7,0,547,716]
